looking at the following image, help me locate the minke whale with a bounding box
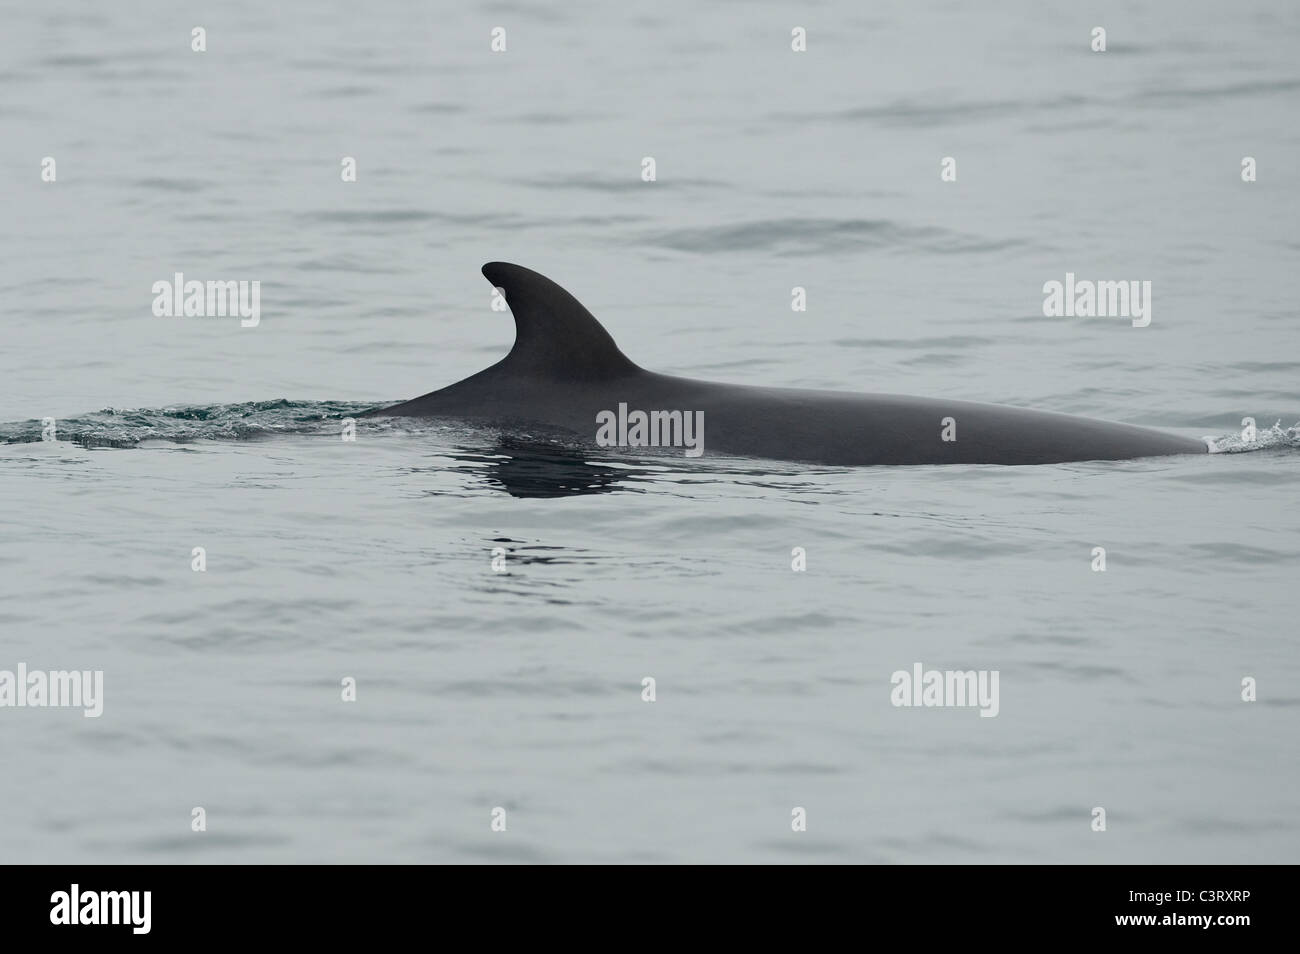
[362,263,1208,465]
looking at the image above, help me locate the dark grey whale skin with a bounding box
[362,263,1208,466]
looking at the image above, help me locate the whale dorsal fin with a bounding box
[482,262,639,381]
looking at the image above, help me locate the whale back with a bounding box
[363,264,1207,465]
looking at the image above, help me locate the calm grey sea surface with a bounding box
[2,1,1298,863]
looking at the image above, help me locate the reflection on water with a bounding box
[447,436,652,498]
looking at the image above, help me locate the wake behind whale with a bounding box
[363,263,1211,466]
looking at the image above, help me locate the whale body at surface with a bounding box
[363,263,1208,466]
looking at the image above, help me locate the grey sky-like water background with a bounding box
[1,0,1298,862]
